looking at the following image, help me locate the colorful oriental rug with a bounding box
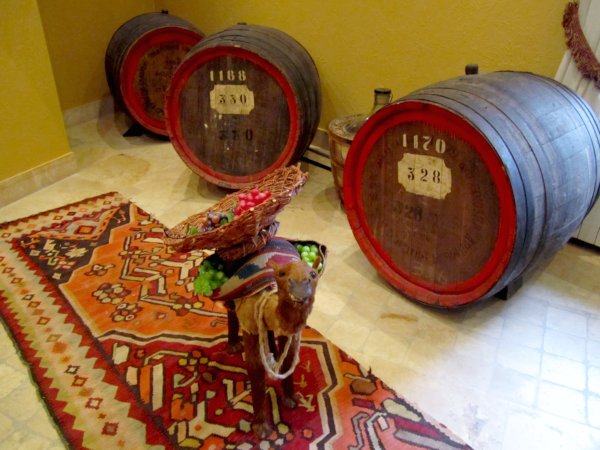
[0,192,471,449]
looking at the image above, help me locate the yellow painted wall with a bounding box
[0,1,568,191]
[157,0,568,126]
[33,0,569,126]
[0,0,71,181]
[37,0,156,111]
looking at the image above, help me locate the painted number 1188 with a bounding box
[209,69,247,82]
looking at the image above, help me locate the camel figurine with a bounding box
[211,237,324,438]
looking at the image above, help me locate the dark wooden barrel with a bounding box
[105,12,204,135]
[165,23,321,189]
[343,71,600,308]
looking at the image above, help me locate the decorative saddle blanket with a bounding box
[211,237,300,302]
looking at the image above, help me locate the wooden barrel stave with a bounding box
[440,73,600,262]
[192,32,316,154]
[192,27,321,153]
[225,25,321,115]
[166,24,321,188]
[105,12,203,135]
[536,76,600,211]
[396,90,538,296]
[175,39,296,178]
[344,71,600,308]
[408,75,599,278]
[242,25,321,143]
[422,80,559,279]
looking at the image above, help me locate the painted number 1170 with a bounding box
[402,133,446,154]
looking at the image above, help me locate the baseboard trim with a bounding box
[0,153,78,207]
[63,96,115,127]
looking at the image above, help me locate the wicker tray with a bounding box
[216,221,280,261]
[163,165,308,252]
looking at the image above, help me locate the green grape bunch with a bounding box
[295,243,324,272]
[193,259,229,297]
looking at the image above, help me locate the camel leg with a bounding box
[243,332,272,438]
[226,301,242,353]
[278,334,299,409]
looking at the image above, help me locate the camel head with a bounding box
[267,256,322,309]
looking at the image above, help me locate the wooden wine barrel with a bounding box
[105,12,204,135]
[344,71,600,308]
[165,23,321,189]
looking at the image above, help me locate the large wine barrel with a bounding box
[105,12,204,135]
[343,71,600,308]
[165,23,321,189]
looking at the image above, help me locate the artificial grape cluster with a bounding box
[187,210,233,235]
[234,188,272,217]
[295,243,324,272]
[193,259,229,296]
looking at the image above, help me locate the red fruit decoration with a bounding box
[234,189,272,217]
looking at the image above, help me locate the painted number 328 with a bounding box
[407,167,442,184]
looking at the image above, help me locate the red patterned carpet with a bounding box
[0,192,471,449]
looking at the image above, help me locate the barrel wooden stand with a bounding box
[105,12,204,136]
[165,24,321,189]
[344,71,600,308]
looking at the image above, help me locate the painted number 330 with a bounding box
[217,93,249,105]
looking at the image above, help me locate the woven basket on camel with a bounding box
[216,221,280,261]
[163,164,308,253]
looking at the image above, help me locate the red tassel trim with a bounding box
[563,2,600,89]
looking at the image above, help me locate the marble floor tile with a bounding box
[588,339,600,367]
[537,381,587,423]
[588,395,600,428]
[488,366,538,407]
[543,328,587,361]
[454,331,498,364]
[501,317,545,349]
[546,306,588,338]
[590,317,600,341]
[589,366,600,396]
[497,341,543,377]
[540,353,587,390]
[323,319,371,355]
[498,293,549,327]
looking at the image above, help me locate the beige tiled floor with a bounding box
[1,112,600,449]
